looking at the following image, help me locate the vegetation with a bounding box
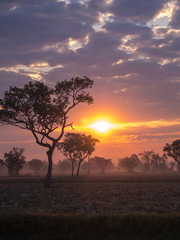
[0,77,94,186]
[57,133,99,177]
[118,154,141,173]
[3,147,26,176]
[90,156,113,173]
[139,151,168,172]
[164,140,180,172]
[28,159,45,175]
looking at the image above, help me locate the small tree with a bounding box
[0,159,4,166]
[57,159,72,175]
[151,153,168,172]
[28,159,44,175]
[0,77,93,186]
[91,156,113,173]
[58,133,99,177]
[139,150,154,172]
[118,154,141,173]
[164,140,180,172]
[4,147,26,176]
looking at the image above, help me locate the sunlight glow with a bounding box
[89,120,114,133]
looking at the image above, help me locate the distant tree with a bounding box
[28,159,44,174]
[57,133,99,177]
[139,150,154,172]
[81,161,89,173]
[151,153,168,172]
[118,154,141,173]
[57,159,72,174]
[91,156,113,173]
[4,147,26,176]
[0,77,93,186]
[0,159,5,166]
[0,159,6,175]
[164,140,180,172]
[139,151,168,172]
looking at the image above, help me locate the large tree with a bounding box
[164,140,180,172]
[0,77,93,186]
[57,133,99,177]
[4,147,26,176]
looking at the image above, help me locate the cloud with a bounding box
[109,0,168,23]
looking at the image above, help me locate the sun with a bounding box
[89,120,114,133]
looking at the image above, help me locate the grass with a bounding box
[0,212,180,240]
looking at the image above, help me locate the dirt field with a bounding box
[1,174,180,215]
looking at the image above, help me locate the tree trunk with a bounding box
[88,154,91,175]
[76,161,81,177]
[177,162,180,172]
[45,148,53,187]
[72,163,74,177]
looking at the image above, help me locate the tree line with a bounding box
[0,139,180,176]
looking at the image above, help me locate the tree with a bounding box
[28,159,44,174]
[0,159,4,167]
[150,153,168,172]
[0,77,93,186]
[4,147,26,176]
[118,154,141,173]
[91,156,113,173]
[164,140,180,172]
[139,150,154,172]
[57,133,99,177]
[139,150,168,172]
[57,159,72,174]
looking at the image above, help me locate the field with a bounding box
[0,174,180,239]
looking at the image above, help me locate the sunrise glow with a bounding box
[89,120,114,133]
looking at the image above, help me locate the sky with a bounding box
[0,0,180,164]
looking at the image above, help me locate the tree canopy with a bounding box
[0,76,94,186]
[3,147,26,176]
[58,133,99,177]
[164,140,180,171]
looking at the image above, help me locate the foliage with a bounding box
[57,133,99,177]
[28,159,44,174]
[139,150,168,172]
[90,156,113,173]
[0,77,94,186]
[0,159,5,166]
[150,153,168,171]
[139,150,154,172]
[164,140,180,171]
[118,154,141,173]
[3,147,26,176]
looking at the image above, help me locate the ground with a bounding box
[0,174,180,215]
[0,174,180,239]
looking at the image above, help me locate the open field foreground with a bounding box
[0,175,180,239]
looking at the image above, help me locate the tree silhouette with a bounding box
[28,159,44,174]
[139,150,154,172]
[164,140,180,172]
[118,154,141,173]
[4,147,26,176]
[91,156,113,173]
[57,133,99,177]
[0,77,93,186]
